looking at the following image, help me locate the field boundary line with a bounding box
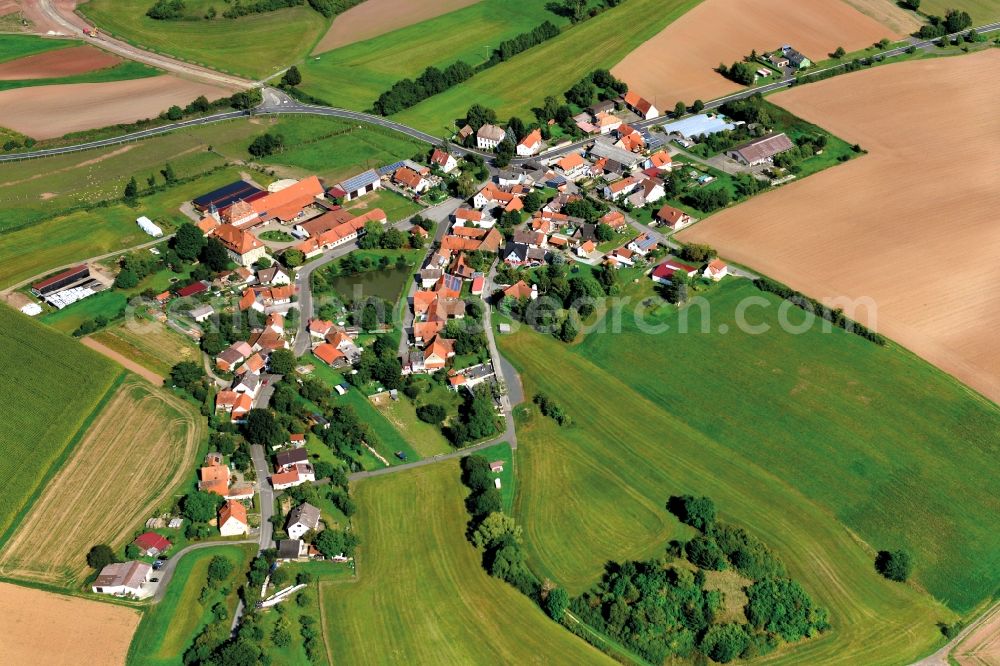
[0,370,125,553]
[318,580,336,666]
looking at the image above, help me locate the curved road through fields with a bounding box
[31,0,251,89]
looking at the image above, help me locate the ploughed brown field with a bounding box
[612,0,899,106]
[680,50,1000,404]
[0,44,120,80]
[0,582,140,665]
[313,0,478,53]
[0,75,229,138]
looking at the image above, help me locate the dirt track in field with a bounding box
[82,335,164,385]
[0,44,120,80]
[679,50,1000,405]
[0,582,139,665]
[313,0,478,53]
[612,0,900,106]
[0,379,201,586]
[0,75,229,138]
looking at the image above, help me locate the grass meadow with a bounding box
[497,278,1000,663]
[392,0,700,133]
[918,0,998,21]
[127,544,255,666]
[0,305,120,543]
[79,1,328,79]
[321,462,615,664]
[0,34,72,63]
[300,0,565,111]
[0,61,161,92]
[93,318,200,377]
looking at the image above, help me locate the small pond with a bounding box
[329,265,412,303]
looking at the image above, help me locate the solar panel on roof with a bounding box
[193,181,263,209]
[339,169,380,192]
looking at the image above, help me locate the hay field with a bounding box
[841,0,922,34]
[680,50,1000,404]
[0,304,119,542]
[322,462,615,664]
[612,0,898,107]
[919,0,999,21]
[0,75,229,138]
[0,582,140,665]
[92,318,199,380]
[314,0,478,53]
[0,378,203,587]
[497,280,1000,662]
[0,44,119,79]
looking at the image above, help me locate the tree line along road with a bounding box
[1,20,995,166]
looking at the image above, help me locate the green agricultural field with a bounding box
[0,167,249,289]
[79,1,328,79]
[127,544,254,666]
[301,0,567,110]
[251,118,428,183]
[0,61,161,92]
[92,317,200,377]
[0,34,72,63]
[918,0,998,22]
[0,305,120,542]
[393,0,700,133]
[497,279,1000,663]
[321,462,615,664]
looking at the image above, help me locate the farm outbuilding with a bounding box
[136,216,163,237]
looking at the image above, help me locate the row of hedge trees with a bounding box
[371,21,560,116]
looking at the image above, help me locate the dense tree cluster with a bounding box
[533,392,570,426]
[459,456,538,595]
[917,9,973,38]
[372,61,475,115]
[248,132,285,158]
[875,549,913,582]
[569,494,828,663]
[146,0,185,20]
[719,94,772,127]
[563,68,628,108]
[716,60,757,86]
[446,385,500,446]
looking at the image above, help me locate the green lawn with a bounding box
[301,0,567,110]
[127,544,255,666]
[475,441,515,512]
[0,61,160,92]
[305,355,421,465]
[40,290,128,334]
[392,0,700,133]
[0,306,120,542]
[79,1,328,79]
[343,189,421,222]
[0,34,72,63]
[374,375,459,458]
[321,462,615,664]
[497,279,1000,663]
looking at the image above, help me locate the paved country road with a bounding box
[3,21,996,166]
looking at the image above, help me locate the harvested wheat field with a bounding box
[612,0,899,106]
[680,50,1000,404]
[0,582,139,665]
[842,0,923,34]
[953,602,1000,665]
[313,0,479,53]
[0,75,228,138]
[0,44,120,80]
[0,378,202,587]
